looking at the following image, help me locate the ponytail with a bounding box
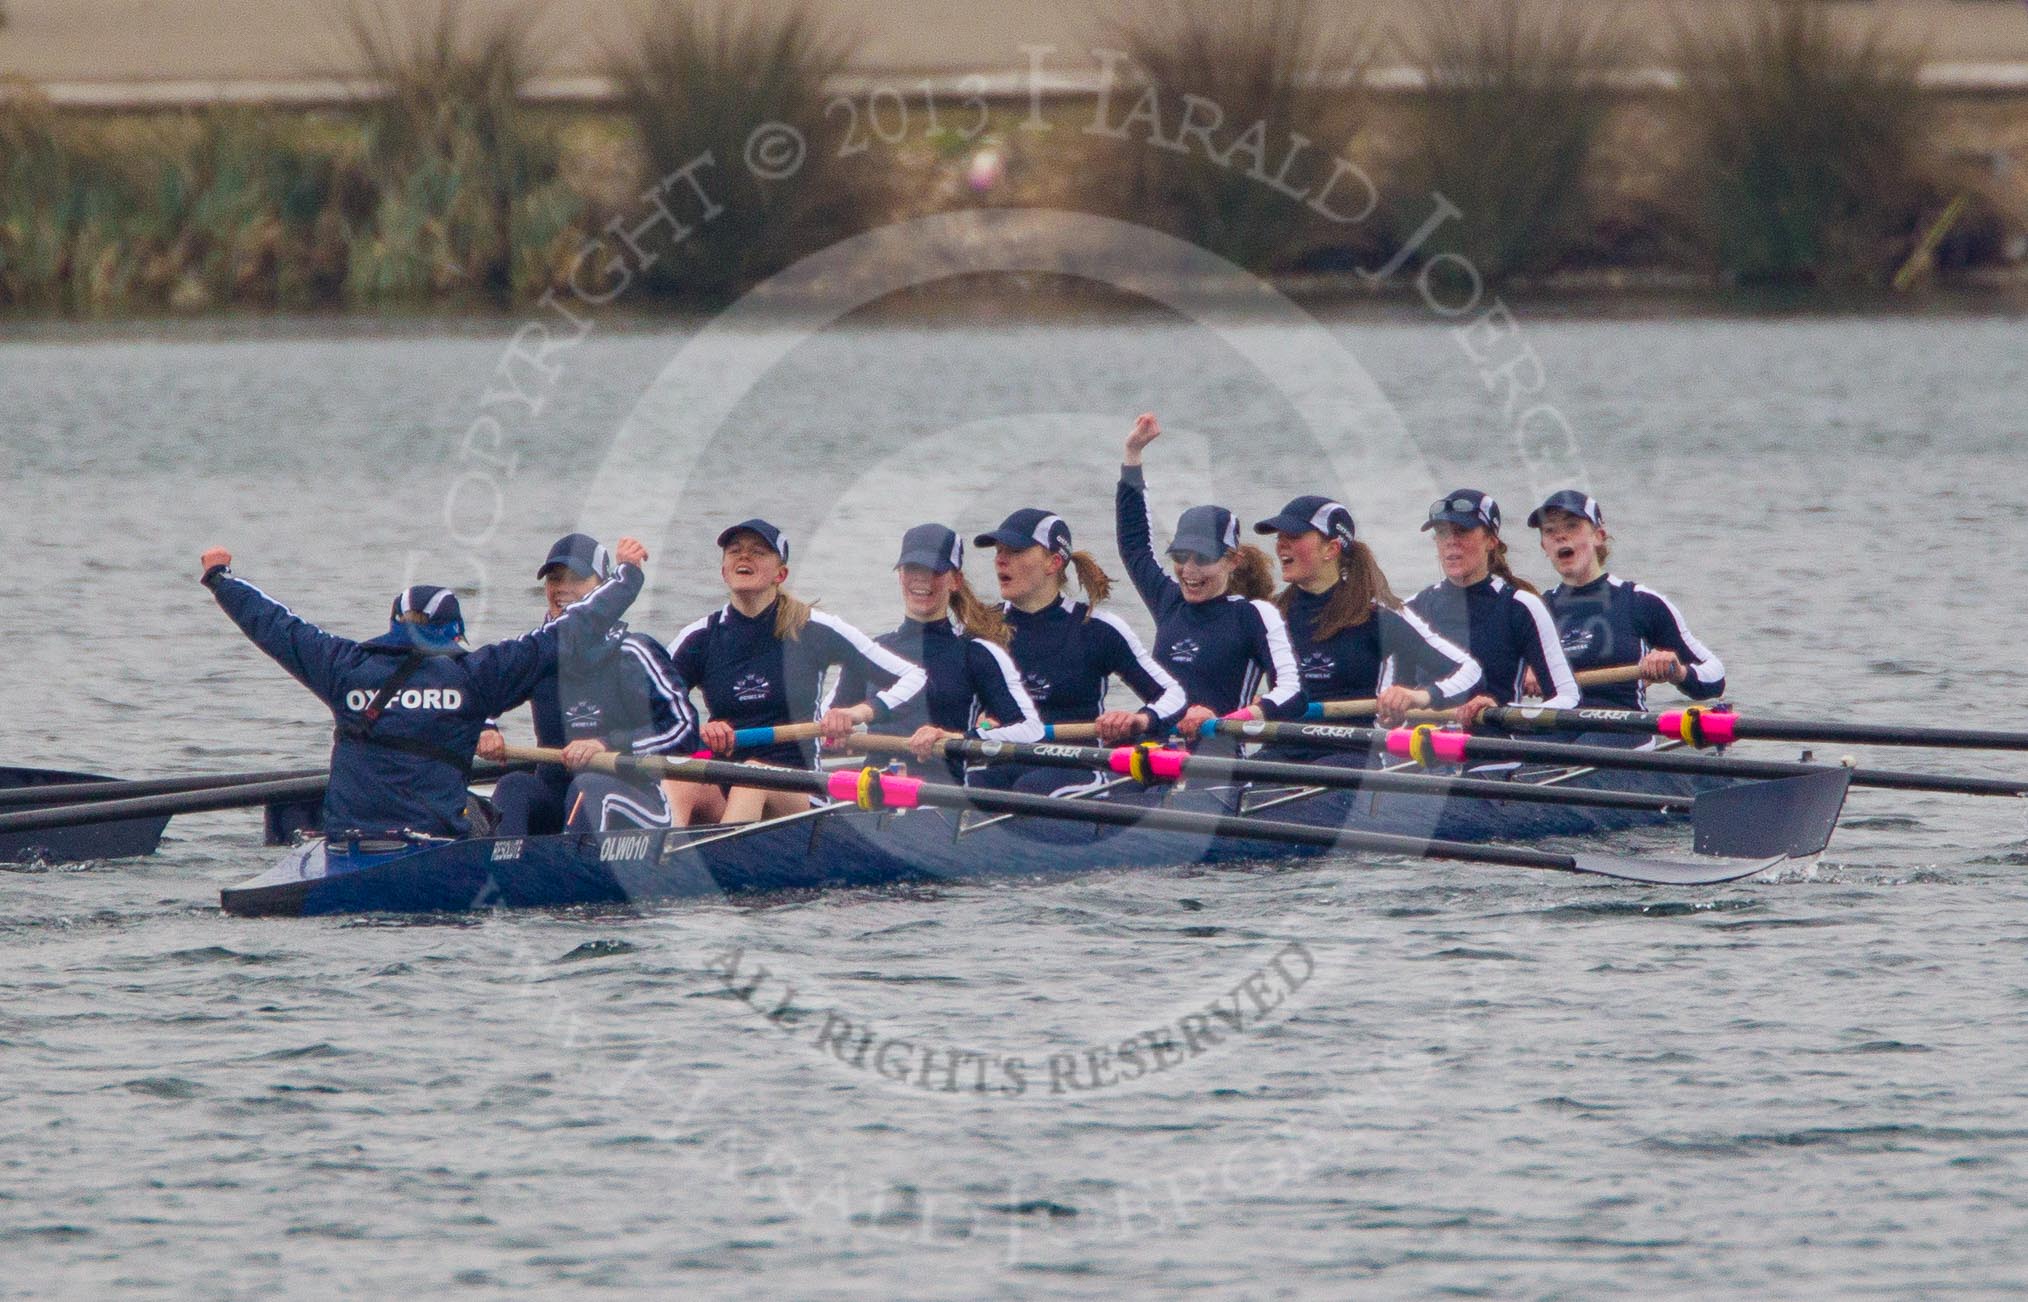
[1228,544,1276,600]
[773,590,814,640]
[1276,539,1401,641]
[950,575,1011,646]
[1486,537,1539,596]
[1066,549,1112,613]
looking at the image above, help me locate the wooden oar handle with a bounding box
[851,725,1112,752]
[844,734,915,755]
[1312,664,1646,719]
[500,743,624,775]
[745,721,829,744]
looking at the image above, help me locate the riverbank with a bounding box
[5,0,2025,314]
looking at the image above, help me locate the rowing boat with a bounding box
[220,746,1728,917]
[0,767,172,866]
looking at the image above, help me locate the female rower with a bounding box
[666,518,926,824]
[1117,414,1305,736]
[1527,489,1726,709]
[1406,488,1580,726]
[1255,495,1482,729]
[834,523,1046,779]
[975,507,1187,747]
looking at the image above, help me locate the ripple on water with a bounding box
[1640,1123,2028,1157]
[552,939,638,963]
[120,1077,203,1099]
[250,1042,348,1061]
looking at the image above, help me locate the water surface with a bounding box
[4,306,2027,1296]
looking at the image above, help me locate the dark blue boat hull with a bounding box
[0,767,171,866]
[222,755,1710,917]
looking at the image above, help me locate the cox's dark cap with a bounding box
[1421,488,1501,533]
[1254,495,1355,548]
[716,518,789,564]
[1168,504,1240,562]
[896,523,964,573]
[1526,489,1604,529]
[389,584,466,647]
[974,508,1071,557]
[536,532,613,581]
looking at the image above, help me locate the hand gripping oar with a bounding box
[510,745,1787,886]
[1480,702,2028,754]
[1304,665,1645,720]
[0,767,326,811]
[847,733,1840,859]
[722,722,830,750]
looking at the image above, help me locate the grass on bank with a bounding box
[1099,0,1380,273]
[338,0,592,302]
[1672,0,1947,285]
[608,0,879,300]
[1401,0,1630,284]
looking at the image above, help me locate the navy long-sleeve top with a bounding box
[1543,573,1726,710]
[207,563,642,838]
[1280,585,1484,707]
[836,614,1045,744]
[999,595,1187,732]
[511,625,697,791]
[1406,574,1581,708]
[1116,466,1305,719]
[669,599,926,767]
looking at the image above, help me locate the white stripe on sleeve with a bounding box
[1091,608,1187,718]
[619,638,697,753]
[1391,601,1483,702]
[1635,584,1726,685]
[975,639,1045,744]
[1249,599,1305,710]
[810,610,927,712]
[1515,589,1581,708]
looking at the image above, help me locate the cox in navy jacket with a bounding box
[206,562,643,839]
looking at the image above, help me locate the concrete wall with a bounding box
[4,0,2026,94]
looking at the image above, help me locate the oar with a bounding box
[847,733,1845,859]
[724,722,828,751]
[1201,718,2028,799]
[846,732,1690,814]
[0,761,532,835]
[1305,665,1645,720]
[1477,702,2028,753]
[1030,666,1649,738]
[0,776,333,836]
[0,767,326,811]
[507,745,1788,887]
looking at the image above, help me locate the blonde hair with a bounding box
[1276,539,1401,641]
[773,590,814,640]
[1228,545,1276,600]
[1066,549,1112,611]
[950,575,1011,646]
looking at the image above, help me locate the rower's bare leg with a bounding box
[663,778,726,828]
[720,783,812,823]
